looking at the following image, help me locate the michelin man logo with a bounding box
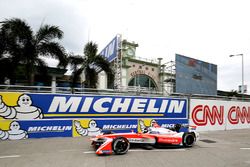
[139,119,158,133]
[74,120,102,137]
[0,94,43,119]
[0,121,28,140]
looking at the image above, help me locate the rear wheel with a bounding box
[183,133,195,147]
[112,137,130,155]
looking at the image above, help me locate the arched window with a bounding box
[128,75,157,90]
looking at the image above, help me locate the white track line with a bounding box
[240,148,250,150]
[129,149,186,152]
[83,151,95,154]
[58,149,89,152]
[83,149,186,154]
[0,155,21,159]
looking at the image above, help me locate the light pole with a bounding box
[229,54,244,97]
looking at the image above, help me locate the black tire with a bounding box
[112,137,130,155]
[183,133,195,147]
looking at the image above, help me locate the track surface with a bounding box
[1,129,250,167]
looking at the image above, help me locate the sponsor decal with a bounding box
[160,138,179,143]
[102,124,137,130]
[20,120,73,138]
[138,119,188,133]
[128,138,145,142]
[160,123,188,129]
[0,93,187,119]
[192,105,224,126]
[228,106,250,124]
[73,119,102,137]
[101,150,112,154]
[0,93,43,120]
[28,126,72,133]
[0,120,28,140]
[45,95,187,118]
[192,104,250,126]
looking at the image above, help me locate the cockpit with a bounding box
[148,127,177,135]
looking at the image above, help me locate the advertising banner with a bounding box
[190,99,250,131]
[0,92,188,120]
[0,119,72,140]
[0,118,188,140]
[0,92,188,140]
[99,36,119,62]
[72,118,188,137]
[137,119,188,133]
[72,119,138,137]
[175,54,217,95]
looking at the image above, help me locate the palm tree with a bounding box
[0,18,67,85]
[69,42,114,89]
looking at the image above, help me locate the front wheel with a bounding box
[112,137,130,155]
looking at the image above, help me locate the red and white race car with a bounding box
[91,123,199,155]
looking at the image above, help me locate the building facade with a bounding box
[98,39,172,93]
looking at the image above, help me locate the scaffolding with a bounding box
[113,34,122,89]
[161,61,176,95]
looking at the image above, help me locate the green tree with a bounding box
[69,42,114,89]
[0,18,67,85]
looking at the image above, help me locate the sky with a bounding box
[0,0,250,93]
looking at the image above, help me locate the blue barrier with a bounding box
[0,92,188,140]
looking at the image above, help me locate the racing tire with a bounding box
[112,137,130,155]
[183,133,195,147]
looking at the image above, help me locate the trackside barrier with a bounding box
[189,99,250,131]
[1,92,249,140]
[0,119,189,140]
[0,92,188,141]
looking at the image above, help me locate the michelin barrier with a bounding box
[0,92,188,141]
[0,119,188,140]
[0,92,187,119]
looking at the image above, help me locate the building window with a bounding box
[139,66,142,69]
[133,64,135,67]
[152,68,154,71]
[128,75,157,90]
[145,67,148,70]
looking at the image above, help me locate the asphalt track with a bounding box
[1,129,250,167]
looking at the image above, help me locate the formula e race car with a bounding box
[91,123,199,155]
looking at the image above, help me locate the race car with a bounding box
[91,123,199,155]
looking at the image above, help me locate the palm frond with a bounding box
[68,55,85,66]
[38,41,67,68]
[36,25,63,43]
[83,42,98,61]
[94,55,113,73]
[1,18,33,41]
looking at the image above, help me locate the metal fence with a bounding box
[1,84,249,101]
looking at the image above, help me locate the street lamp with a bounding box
[229,54,244,96]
